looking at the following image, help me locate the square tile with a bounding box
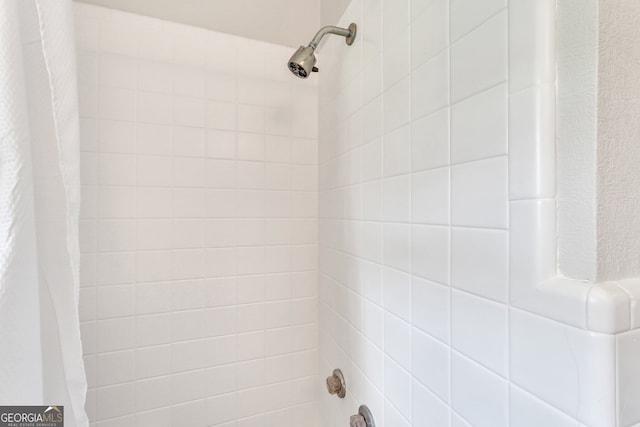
[451,157,508,229]
[451,11,507,102]
[413,328,450,402]
[451,227,508,302]
[451,290,508,376]
[451,0,506,42]
[412,51,449,120]
[451,84,508,164]
[411,225,450,285]
[412,167,450,225]
[412,277,450,343]
[451,353,508,427]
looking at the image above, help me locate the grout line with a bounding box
[449,6,508,46]
[407,1,416,420]
[450,79,508,107]
[506,0,513,425]
[318,152,510,190]
[447,0,454,421]
[379,0,387,421]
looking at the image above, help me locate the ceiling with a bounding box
[75,0,351,48]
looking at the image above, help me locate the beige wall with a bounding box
[74,0,320,47]
[596,0,640,281]
[320,0,351,28]
[557,0,640,282]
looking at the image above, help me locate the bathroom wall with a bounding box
[74,4,319,425]
[75,0,321,47]
[556,0,640,283]
[598,3,640,421]
[321,0,351,28]
[72,0,640,425]
[317,0,621,426]
[596,0,640,282]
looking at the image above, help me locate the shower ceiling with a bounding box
[74,0,325,47]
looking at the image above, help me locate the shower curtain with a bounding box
[0,1,88,426]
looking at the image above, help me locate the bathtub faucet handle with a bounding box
[350,415,366,427]
[325,368,346,398]
[352,405,376,427]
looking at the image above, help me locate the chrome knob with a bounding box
[353,405,376,427]
[350,415,366,427]
[326,375,342,394]
[325,368,346,398]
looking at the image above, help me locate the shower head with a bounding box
[287,23,357,79]
[288,46,317,79]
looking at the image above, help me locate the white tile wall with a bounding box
[74,1,637,426]
[318,0,620,426]
[617,328,640,426]
[75,4,318,426]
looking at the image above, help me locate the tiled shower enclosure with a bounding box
[76,4,319,425]
[75,0,640,426]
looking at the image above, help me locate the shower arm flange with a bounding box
[308,23,357,49]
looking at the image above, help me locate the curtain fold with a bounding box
[0,1,88,426]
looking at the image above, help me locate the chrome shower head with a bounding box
[287,23,357,79]
[288,46,317,79]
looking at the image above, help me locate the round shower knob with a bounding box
[325,368,346,398]
[326,375,341,394]
[352,405,376,427]
[350,415,366,427]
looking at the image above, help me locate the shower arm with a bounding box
[307,24,357,49]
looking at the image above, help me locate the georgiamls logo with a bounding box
[0,405,64,426]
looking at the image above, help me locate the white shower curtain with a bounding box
[0,1,88,426]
